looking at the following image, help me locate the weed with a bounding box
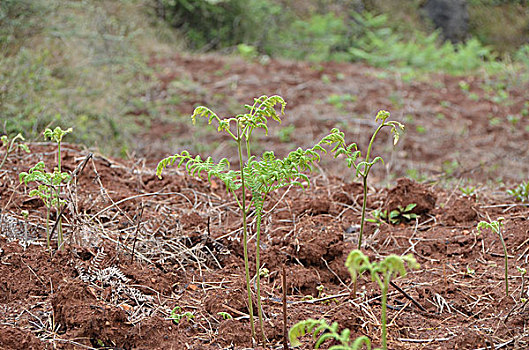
[169,306,194,324]
[217,312,233,320]
[381,203,418,225]
[289,319,372,349]
[460,185,477,198]
[415,125,426,134]
[405,169,428,182]
[326,94,357,111]
[477,218,509,297]
[0,133,30,170]
[277,125,295,143]
[507,181,529,202]
[506,114,521,128]
[157,95,333,344]
[345,250,419,350]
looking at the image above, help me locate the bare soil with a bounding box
[1,53,529,349]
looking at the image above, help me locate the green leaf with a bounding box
[289,319,323,347]
[404,203,417,212]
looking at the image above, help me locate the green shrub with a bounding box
[158,0,283,51]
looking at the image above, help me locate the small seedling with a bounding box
[460,185,477,197]
[345,250,419,350]
[19,126,72,252]
[477,218,509,297]
[326,110,404,249]
[45,126,72,251]
[380,203,418,225]
[217,312,233,320]
[507,181,529,203]
[19,162,70,252]
[169,306,194,324]
[289,318,372,349]
[0,133,30,170]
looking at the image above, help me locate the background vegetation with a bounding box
[1,0,529,155]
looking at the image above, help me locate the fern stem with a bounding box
[57,141,64,251]
[237,133,256,342]
[0,137,15,170]
[498,229,509,297]
[255,204,266,344]
[380,274,390,350]
[358,176,368,249]
[46,205,51,254]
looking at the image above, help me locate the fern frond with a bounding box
[156,151,241,192]
[191,106,219,125]
[350,336,372,350]
[289,319,325,347]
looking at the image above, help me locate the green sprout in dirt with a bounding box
[345,250,419,350]
[217,312,233,320]
[44,126,72,251]
[507,181,529,203]
[157,95,332,344]
[19,161,70,252]
[327,111,404,249]
[0,133,30,170]
[381,203,418,225]
[169,306,194,324]
[289,318,372,349]
[477,217,509,297]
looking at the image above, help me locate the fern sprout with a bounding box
[345,251,419,350]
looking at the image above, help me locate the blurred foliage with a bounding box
[468,1,529,54]
[0,0,47,55]
[157,0,284,52]
[0,0,182,156]
[158,0,529,76]
[2,0,529,158]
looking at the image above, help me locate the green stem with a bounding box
[46,205,51,253]
[357,123,385,249]
[237,132,256,342]
[0,136,17,170]
[498,229,509,297]
[358,176,368,249]
[380,274,390,350]
[57,141,62,172]
[56,187,63,251]
[57,141,64,251]
[255,201,266,345]
[365,123,386,164]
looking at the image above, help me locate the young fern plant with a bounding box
[345,250,419,350]
[477,217,509,297]
[19,127,72,252]
[327,111,404,249]
[1,133,30,170]
[44,127,72,251]
[288,251,417,350]
[289,319,372,350]
[157,95,331,344]
[19,162,70,252]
